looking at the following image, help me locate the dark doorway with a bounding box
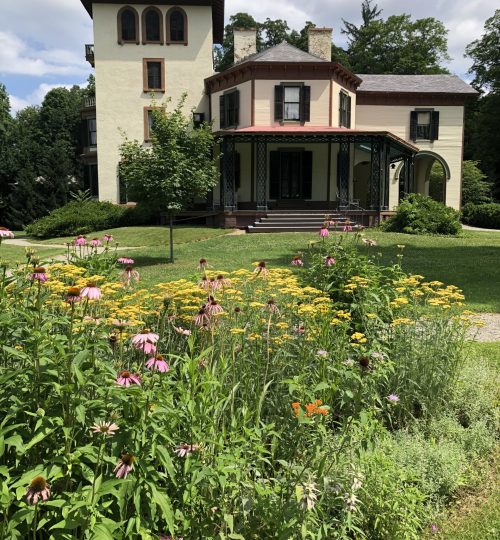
[270,150,312,200]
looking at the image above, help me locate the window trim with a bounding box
[141,6,164,45]
[117,5,140,45]
[274,82,310,124]
[411,108,439,142]
[339,90,351,128]
[143,58,165,93]
[220,89,239,129]
[144,106,164,142]
[166,7,188,45]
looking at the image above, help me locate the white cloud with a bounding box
[9,81,87,115]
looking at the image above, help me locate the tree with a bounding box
[465,9,500,92]
[119,97,219,262]
[461,160,492,206]
[341,2,450,74]
[261,18,290,48]
[0,84,14,217]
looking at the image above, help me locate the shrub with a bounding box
[461,161,492,206]
[25,200,128,238]
[461,202,500,229]
[383,194,461,235]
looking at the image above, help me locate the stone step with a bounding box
[247,225,355,233]
[260,217,348,223]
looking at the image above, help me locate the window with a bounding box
[142,7,163,44]
[117,6,139,44]
[83,164,99,198]
[193,112,205,128]
[143,59,165,92]
[274,84,311,123]
[410,110,439,142]
[87,118,97,147]
[144,107,163,141]
[219,90,239,129]
[167,7,187,44]
[339,91,351,128]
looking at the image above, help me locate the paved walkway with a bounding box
[462,225,500,232]
[470,313,500,342]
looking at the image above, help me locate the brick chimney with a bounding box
[234,28,257,63]
[308,27,333,61]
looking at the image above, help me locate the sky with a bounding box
[0,0,497,114]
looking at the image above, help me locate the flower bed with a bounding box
[0,229,489,539]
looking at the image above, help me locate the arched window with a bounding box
[117,6,139,44]
[167,7,188,44]
[142,7,163,44]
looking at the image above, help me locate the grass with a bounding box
[0,244,62,267]
[2,227,499,312]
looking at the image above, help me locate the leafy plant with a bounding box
[461,202,500,229]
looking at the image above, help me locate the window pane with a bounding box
[284,86,300,102]
[121,10,136,41]
[170,11,184,41]
[417,111,431,124]
[145,10,160,41]
[147,62,162,89]
[284,103,300,120]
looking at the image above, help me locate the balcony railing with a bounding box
[83,96,96,108]
[85,44,95,67]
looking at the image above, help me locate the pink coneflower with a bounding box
[234,306,242,314]
[145,354,170,372]
[216,274,231,287]
[174,443,200,458]
[194,307,210,327]
[197,258,211,270]
[199,276,210,290]
[31,266,48,283]
[117,257,135,265]
[291,256,304,266]
[173,326,191,336]
[103,234,113,242]
[205,298,223,315]
[266,299,280,314]
[0,227,14,238]
[25,476,51,505]
[343,221,353,232]
[293,324,305,334]
[121,266,140,286]
[319,226,329,237]
[131,329,159,355]
[254,261,269,276]
[325,255,336,266]
[387,394,400,403]
[89,238,102,247]
[114,453,135,478]
[362,238,377,247]
[66,286,81,303]
[116,370,141,386]
[91,421,119,437]
[74,235,86,246]
[81,282,101,300]
[209,277,221,290]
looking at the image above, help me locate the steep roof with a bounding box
[235,41,329,66]
[357,74,478,95]
[79,0,225,44]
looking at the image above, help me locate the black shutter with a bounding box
[410,111,418,141]
[300,86,311,123]
[274,85,284,122]
[430,111,439,141]
[219,95,226,129]
[269,151,280,199]
[339,91,344,126]
[347,95,352,128]
[234,90,240,127]
[302,151,313,199]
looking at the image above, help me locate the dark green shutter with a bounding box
[302,151,312,199]
[219,95,226,129]
[430,111,439,141]
[410,111,418,141]
[347,95,352,128]
[274,85,284,121]
[234,90,240,126]
[270,151,280,199]
[300,86,311,123]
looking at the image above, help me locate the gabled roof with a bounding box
[357,74,478,95]
[234,41,329,66]
[79,0,225,44]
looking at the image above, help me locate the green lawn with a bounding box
[0,244,62,267]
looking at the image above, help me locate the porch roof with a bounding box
[216,126,419,153]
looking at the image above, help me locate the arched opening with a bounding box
[118,6,139,44]
[414,151,450,204]
[142,7,163,44]
[167,8,187,44]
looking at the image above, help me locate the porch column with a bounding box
[399,154,415,201]
[255,138,267,210]
[338,140,350,204]
[369,138,382,210]
[220,137,236,211]
[381,141,391,210]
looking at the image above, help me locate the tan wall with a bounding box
[93,4,214,202]
[356,104,464,209]
[211,81,253,131]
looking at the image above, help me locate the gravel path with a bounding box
[468,313,500,342]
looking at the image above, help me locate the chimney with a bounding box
[308,27,333,61]
[234,28,257,63]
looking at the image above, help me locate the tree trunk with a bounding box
[168,211,174,263]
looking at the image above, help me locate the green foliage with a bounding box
[462,203,500,229]
[25,200,128,238]
[461,160,492,205]
[383,194,461,235]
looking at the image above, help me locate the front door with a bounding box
[270,150,312,201]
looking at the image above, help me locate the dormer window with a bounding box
[118,6,139,44]
[274,84,311,123]
[167,8,187,44]
[142,7,163,44]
